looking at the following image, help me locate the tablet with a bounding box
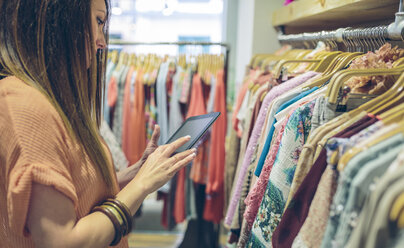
[165,112,221,154]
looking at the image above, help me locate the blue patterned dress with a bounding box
[248,100,316,247]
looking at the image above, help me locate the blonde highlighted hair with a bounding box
[0,0,116,190]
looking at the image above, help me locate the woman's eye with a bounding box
[97,17,105,25]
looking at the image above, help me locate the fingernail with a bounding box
[192,148,197,153]
[192,153,196,158]
[185,135,191,139]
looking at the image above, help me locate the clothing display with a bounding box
[104,51,228,229]
[4,1,404,247]
[221,43,404,248]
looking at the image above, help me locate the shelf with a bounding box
[272,0,399,34]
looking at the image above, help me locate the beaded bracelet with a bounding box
[92,206,123,246]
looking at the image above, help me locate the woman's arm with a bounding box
[27,136,195,248]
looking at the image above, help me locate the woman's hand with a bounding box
[133,136,196,195]
[117,125,160,189]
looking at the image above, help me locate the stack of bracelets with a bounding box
[92,198,132,246]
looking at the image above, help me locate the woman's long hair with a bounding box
[0,0,116,190]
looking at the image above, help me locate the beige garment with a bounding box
[228,85,267,230]
[224,128,241,216]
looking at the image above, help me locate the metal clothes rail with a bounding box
[277,1,404,51]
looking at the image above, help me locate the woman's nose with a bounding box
[97,33,107,50]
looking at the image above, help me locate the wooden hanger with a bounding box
[115,52,128,71]
[336,72,404,171]
[380,103,404,125]
[300,52,363,89]
[337,120,404,171]
[326,65,404,105]
[109,50,119,64]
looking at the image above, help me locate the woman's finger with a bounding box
[170,153,196,174]
[164,136,191,156]
[168,149,195,164]
[150,125,160,145]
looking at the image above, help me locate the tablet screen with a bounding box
[165,112,220,154]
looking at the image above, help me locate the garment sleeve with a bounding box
[5,97,78,236]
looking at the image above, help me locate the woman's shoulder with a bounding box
[0,76,69,143]
[0,76,63,121]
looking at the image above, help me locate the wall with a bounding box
[228,0,284,90]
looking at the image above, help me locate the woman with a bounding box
[0,0,196,247]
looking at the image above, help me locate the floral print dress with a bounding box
[248,100,316,247]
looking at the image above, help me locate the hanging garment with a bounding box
[145,85,157,142]
[290,121,385,248]
[190,73,217,185]
[241,87,321,237]
[283,111,355,210]
[126,69,147,165]
[291,164,338,248]
[107,65,126,126]
[174,73,207,224]
[179,66,192,104]
[112,65,130,145]
[104,60,116,123]
[254,86,319,177]
[271,115,379,248]
[203,69,227,223]
[224,128,241,215]
[100,119,129,171]
[168,66,184,137]
[334,144,403,247]
[247,100,316,247]
[122,66,136,159]
[229,84,270,232]
[156,62,170,145]
[232,80,251,137]
[224,71,318,227]
[320,133,404,248]
[345,147,404,248]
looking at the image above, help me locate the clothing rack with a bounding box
[108,40,228,248]
[277,6,404,52]
[109,40,230,90]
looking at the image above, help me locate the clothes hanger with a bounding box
[337,120,404,171]
[326,51,404,104]
[326,65,404,105]
[260,50,310,72]
[336,72,404,171]
[301,52,363,89]
[109,50,119,64]
[115,51,128,71]
[272,51,343,80]
[380,103,404,125]
[390,192,404,228]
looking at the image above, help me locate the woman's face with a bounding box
[91,0,107,53]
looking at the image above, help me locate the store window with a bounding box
[109,0,224,55]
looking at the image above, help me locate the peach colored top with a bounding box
[0,77,128,248]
